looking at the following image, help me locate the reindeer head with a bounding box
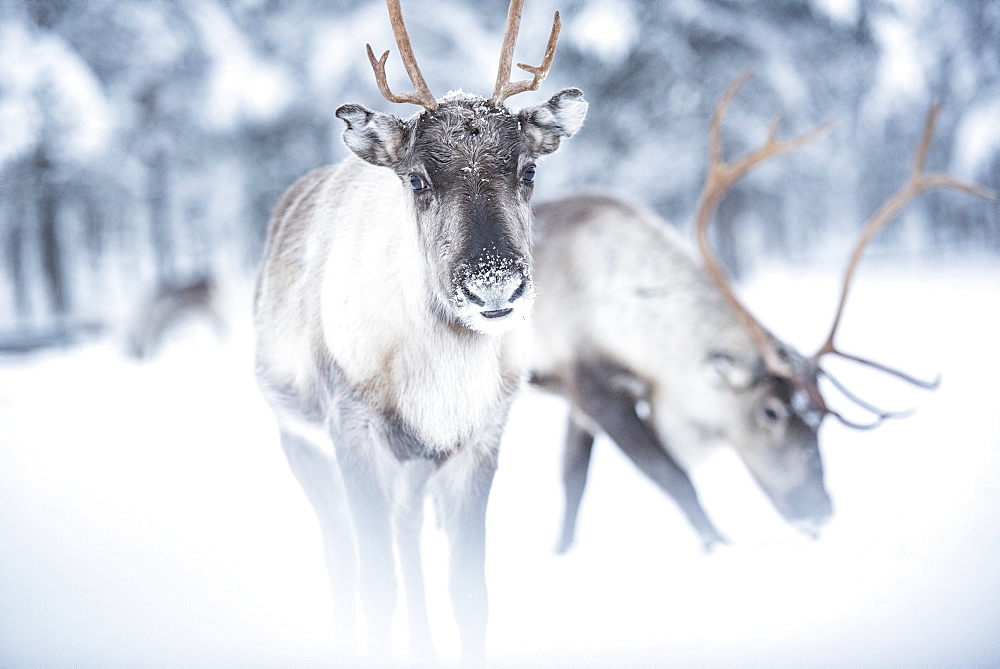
[706,344,831,534]
[696,72,993,534]
[336,0,586,335]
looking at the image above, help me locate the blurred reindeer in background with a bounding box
[529,72,993,553]
[126,274,227,360]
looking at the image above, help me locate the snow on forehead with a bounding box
[439,89,484,104]
[427,91,516,129]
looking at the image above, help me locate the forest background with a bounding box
[1,0,998,347]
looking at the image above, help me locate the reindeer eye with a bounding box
[522,165,536,183]
[409,174,426,191]
[758,398,788,426]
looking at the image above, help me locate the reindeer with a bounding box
[529,73,992,553]
[126,275,226,360]
[253,0,585,662]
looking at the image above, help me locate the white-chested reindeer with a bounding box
[529,73,992,553]
[253,0,585,663]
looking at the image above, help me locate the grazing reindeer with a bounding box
[253,0,585,662]
[529,73,992,553]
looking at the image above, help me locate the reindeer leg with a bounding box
[573,359,727,551]
[434,441,500,665]
[278,427,358,656]
[393,460,437,662]
[332,421,397,660]
[556,415,595,554]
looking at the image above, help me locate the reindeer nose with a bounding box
[461,272,530,319]
[785,482,833,530]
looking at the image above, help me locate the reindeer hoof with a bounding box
[701,531,730,554]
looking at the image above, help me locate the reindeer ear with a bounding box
[335,104,408,168]
[704,353,756,392]
[518,88,588,155]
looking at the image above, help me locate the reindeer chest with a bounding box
[335,320,524,452]
[398,331,522,449]
[320,252,524,452]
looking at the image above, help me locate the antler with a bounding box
[490,0,562,106]
[366,0,439,111]
[697,74,994,429]
[813,102,995,377]
[694,71,833,385]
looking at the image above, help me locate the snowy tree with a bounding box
[0,11,113,329]
[0,0,996,348]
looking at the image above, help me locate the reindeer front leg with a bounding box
[434,441,500,665]
[556,415,595,554]
[573,358,727,551]
[332,423,397,660]
[393,460,437,662]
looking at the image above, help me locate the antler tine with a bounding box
[366,0,438,111]
[818,367,917,422]
[695,71,833,380]
[827,350,941,389]
[813,101,995,364]
[828,409,891,431]
[706,72,835,192]
[491,0,562,106]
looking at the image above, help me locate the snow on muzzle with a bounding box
[453,256,533,335]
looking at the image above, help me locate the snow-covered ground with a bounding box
[1,260,998,667]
